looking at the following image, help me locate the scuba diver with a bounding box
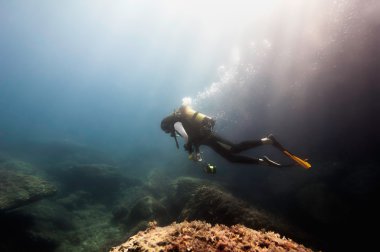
[160,104,311,174]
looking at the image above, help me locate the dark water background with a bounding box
[1,0,379,251]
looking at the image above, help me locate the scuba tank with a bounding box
[178,105,215,134]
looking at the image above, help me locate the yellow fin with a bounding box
[283,151,312,169]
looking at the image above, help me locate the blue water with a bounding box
[0,1,378,251]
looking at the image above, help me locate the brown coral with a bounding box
[110,220,313,252]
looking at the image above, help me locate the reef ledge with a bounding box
[110,220,313,252]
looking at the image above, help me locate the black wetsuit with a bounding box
[177,115,263,164]
[198,133,263,164]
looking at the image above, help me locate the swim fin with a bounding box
[283,150,311,169]
[268,135,312,169]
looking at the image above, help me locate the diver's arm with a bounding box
[174,122,188,143]
[174,121,194,154]
[173,122,203,162]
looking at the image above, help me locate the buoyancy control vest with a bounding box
[176,105,215,136]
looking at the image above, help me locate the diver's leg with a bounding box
[204,134,281,166]
[210,141,261,164]
[210,134,264,153]
[206,134,235,151]
[230,140,264,153]
[204,135,261,164]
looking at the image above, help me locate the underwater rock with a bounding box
[22,140,113,165]
[166,176,212,216]
[112,176,309,247]
[0,158,39,175]
[56,191,93,210]
[111,177,207,240]
[170,177,209,202]
[125,176,295,237]
[178,185,288,234]
[163,177,289,235]
[109,220,313,252]
[0,170,57,211]
[144,168,172,198]
[115,195,169,230]
[57,164,140,201]
[22,195,125,252]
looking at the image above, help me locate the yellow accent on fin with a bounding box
[283,151,311,169]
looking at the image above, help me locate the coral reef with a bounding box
[109,220,313,252]
[0,169,56,211]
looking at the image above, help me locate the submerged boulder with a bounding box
[165,177,290,235]
[166,177,314,244]
[109,220,313,252]
[179,185,278,229]
[113,194,170,239]
[127,196,169,225]
[56,164,141,202]
[0,170,56,211]
[110,175,311,248]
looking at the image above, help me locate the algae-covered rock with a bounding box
[0,170,56,211]
[164,178,311,242]
[0,158,39,175]
[113,195,170,237]
[109,221,313,252]
[179,185,286,233]
[128,196,169,225]
[57,164,140,198]
[162,177,285,233]
[144,168,172,198]
[166,176,212,215]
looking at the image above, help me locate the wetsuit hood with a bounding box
[161,115,175,134]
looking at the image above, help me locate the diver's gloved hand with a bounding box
[259,156,282,167]
[196,153,202,161]
[188,152,202,162]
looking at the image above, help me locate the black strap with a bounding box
[192,111,199,121]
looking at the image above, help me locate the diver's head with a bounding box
[160,115,175,134]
